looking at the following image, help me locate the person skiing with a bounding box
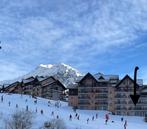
[1,95,3,102]
[96,113,98,119]
[105,113,109,124]
[34,99,37,104]
[124,120,127,129]
[121,117,124,122]
[69,114,72,121]
[48,100,51,106]
[92,116,94,121]
[51,111,54,116]
[77,115,80,120]
[8,101,11,107]
[26,105,28,111]
[16,104,18,108]
[87,118,89,124]
[41,109,43,115]
[75,113,78,118]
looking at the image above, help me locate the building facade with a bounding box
[40,76,66,100]
[68,73,147,117]
[68,73,119,110]
[4,76,66,100]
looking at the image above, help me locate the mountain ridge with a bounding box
[0,63,83,87]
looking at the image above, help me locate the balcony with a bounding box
[115,107,127,110]
[115,101,127,104]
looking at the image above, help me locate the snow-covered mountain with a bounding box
[0,63,83,87]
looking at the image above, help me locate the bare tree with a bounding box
[40,119,66,129]
[4,110,34,129]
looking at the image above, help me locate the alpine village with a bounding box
[0,69,147,121]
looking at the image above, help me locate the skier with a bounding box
[77,115,80,120]
[41,109,43,115]
[34,99,37,104]
[8,101,11,107]
[87,118,89,124]
[75,113,78,118]
[96,113,98,119]
[57,115,59,119]
[16,104,18,108]
[1,95,3,102]
[48,100,51,106]
[121,117,124,122]
[105,113,109,125]
[69,114,72,121]
[26,105,28,111]
[92,116,94,121]
[124,120,127,129]
[51,111,54,116]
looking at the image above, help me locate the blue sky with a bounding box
[0,0,147,83]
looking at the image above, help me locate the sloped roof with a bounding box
[78,73,98,83]
[38,76,56,82]
[36,76,47,82]
[22,76,35,83]
[67,83,78,89]
[4,81,20,92]
[39,76,66,90]
[56,80,66,90]
[94,73,119,81]
[115,74,140,88]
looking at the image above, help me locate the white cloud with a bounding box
[0,61,27,81]
[0,0,147,80]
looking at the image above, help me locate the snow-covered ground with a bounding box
[0,93,147,129]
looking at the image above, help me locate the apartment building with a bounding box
[68,73,147,117]
[68,73,119,110]
[113,75,147,116]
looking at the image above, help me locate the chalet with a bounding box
[39,76,66,100]
[4,76,66,101]
[22,76,41,96]
[4,81,22,94]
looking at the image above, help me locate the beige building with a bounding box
[114,75,147,116]
[68,73,119,110]
[68,73,147,117]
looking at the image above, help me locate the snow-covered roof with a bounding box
[67,83,78,89]
[22,77,35,83]
[36,76,47,82]
[94,73,119,81]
